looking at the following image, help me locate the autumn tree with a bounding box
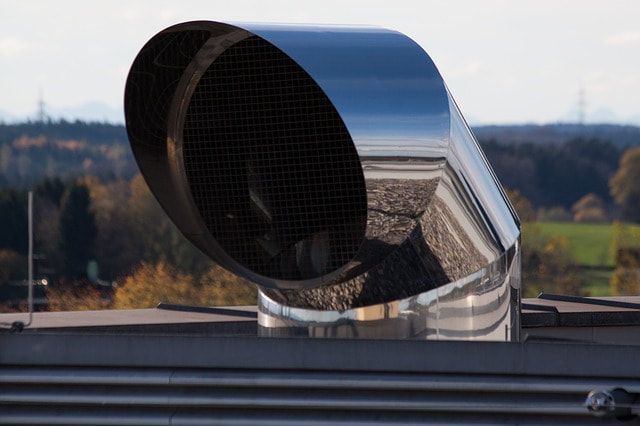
[58,182,97,277]
[571,193,607,223]
[33,177,65,266]
[126,175,211,276]
[610,268,640,295]
[521,224,584,297]
[609,222,640,295]
[199,265,257,306]
[610,248,640,295]
[505,189,536,222]
[81,175,136,279]
[113,261,195,309]
[537,206,571,222]
[610,221,640,254]
[68,174,210,281]
[610,147,640,223]
[113,260,256,310]
[46,285,107,311]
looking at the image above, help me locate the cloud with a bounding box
[0,37,31,57]
[605,31,640,45]
[118,5,183,22]
[446,60,484,78]
[158,7,183,21]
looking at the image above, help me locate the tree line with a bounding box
[1,121,639,310]
[0,120,136,188]
[506,146,640,297]
[481,138,621,211]
[0,174,255,312]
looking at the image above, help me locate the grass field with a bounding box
[524,221,640,296]
[582,268,615,297]
[535,222,617,267]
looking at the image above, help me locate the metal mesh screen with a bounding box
[182,36,367,280]
[126,30,210,153]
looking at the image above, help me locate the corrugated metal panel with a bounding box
[1,366,638,425]
[1,334,639,424]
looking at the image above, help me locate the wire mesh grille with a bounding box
[182,36,367,280]
[126,30,210,153]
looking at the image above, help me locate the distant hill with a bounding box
[473,124,640,207]
[0,120,135,188]
[473,123,640,147]
[0,120,127,145]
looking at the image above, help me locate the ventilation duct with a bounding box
[124,21,521,341]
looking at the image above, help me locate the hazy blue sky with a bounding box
[1,0,639,124]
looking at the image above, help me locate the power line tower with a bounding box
[37,88,47,123]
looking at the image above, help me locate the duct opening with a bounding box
[126,30,211,154]
[181,35,367,281]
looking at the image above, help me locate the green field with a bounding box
[524,221,640,296]
[581,268,615,297]
[534,222,617,267]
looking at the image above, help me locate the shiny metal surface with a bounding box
[124,21,521,341]
[259,244,519,340]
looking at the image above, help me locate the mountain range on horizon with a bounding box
[0,101,124,124]
[0,118,639,150]
[1,100,640,128]
[473,123,640,147]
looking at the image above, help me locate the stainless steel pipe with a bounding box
[124,21,521,340]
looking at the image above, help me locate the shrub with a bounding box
[113,260,256,310]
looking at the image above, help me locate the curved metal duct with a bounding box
[124,21,521,341]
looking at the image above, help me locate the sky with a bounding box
[0,0,639,125]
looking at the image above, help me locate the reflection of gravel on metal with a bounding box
[262,226,449,310]
[420,196,489,280]
[263,277,366,312]
[364,212,415,246]
[367,179,438,218]
[261,178,470,311]
[363,178,439,247]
